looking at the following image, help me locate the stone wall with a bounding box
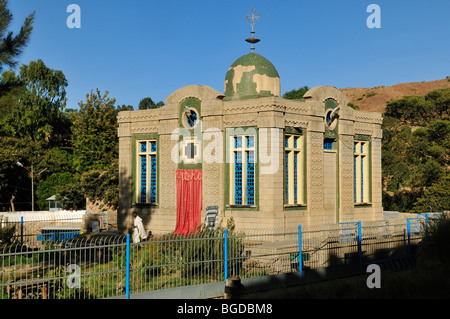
[118,84,384,235]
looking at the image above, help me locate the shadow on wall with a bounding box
[118,166,156,235]
[226,241,414,299]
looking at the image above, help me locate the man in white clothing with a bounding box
[132,211,148,243]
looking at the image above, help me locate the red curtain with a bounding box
[174,169,202,235]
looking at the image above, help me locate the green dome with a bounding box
[224,53,281,101]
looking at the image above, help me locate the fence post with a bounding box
[126,233,130,299]
[224,229,228,281]
[20,216,23,246]
[298,225,302,279]
[407,218,411,258]
[357,221,362,274]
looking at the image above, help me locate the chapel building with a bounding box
[117,50,383,234]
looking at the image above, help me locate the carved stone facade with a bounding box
[117,53,383,234]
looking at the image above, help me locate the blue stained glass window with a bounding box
[285,152,289,204]
[234,136,242,149]
[294,152,298,203]
[246,151,255,205]
[140,142,147,153]
[140,155,147,203]
[234,152,242,205]
[285,136,289,148]
[246,136,254,148]
[324,139,333,150]
[150,155,157,203]
[138,140,157,204]
[293,137,298,148]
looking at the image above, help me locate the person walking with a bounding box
[131,211,148,243]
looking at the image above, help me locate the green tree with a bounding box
[116,104,134,112]
[424,88,450,120]
[71,89,118,173]
[0,69,24,121]
[0,136,44,211]
[71,89,119,208]
[138,97,164,110]
[0,0,34,74]
[282,86,309,100]
[79,159,119,209]
[0,59,69,143]
[35,172,82,210]
[412,174,450,213]
[384,88,450,126]
[384,95,432,126]
[382,89,450,212]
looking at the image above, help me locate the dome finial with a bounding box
[245,8,261,52]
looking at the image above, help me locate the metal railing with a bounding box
[0,214,442,299]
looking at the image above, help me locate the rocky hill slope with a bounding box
[340,78,450,113]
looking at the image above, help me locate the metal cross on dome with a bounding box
[245,8,261,52]
[246,8,261,31]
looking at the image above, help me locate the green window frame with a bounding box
[285,134,305,206]
[229,134,256,207]
[354,140,370,205]
[136,139,158,205]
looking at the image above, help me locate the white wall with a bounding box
[0,210,86,223]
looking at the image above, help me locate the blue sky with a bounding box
[6,0,450,110]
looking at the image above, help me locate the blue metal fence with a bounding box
[0,214,438,299]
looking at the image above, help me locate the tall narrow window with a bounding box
[285,134,304,205]
[230,135,256,206]
[354,140,369,204]
[137,140,157,204]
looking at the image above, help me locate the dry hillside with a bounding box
[340,78,450,113]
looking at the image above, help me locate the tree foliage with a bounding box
[138,97,164,110]
[384,88,450,126]
[79,158,119,209]
[0,0,34,73]
[71,89,118,173]
[0,59,69,143]
[0,136,33,211]
[0,69,25,119]
[412,175,450,214]
[35,172,81,210]
[69,89,119,209]
[382,88,450,212]
[282,86,309,100]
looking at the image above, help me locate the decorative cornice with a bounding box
[285,120,309,128]
[131,126,158,133]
